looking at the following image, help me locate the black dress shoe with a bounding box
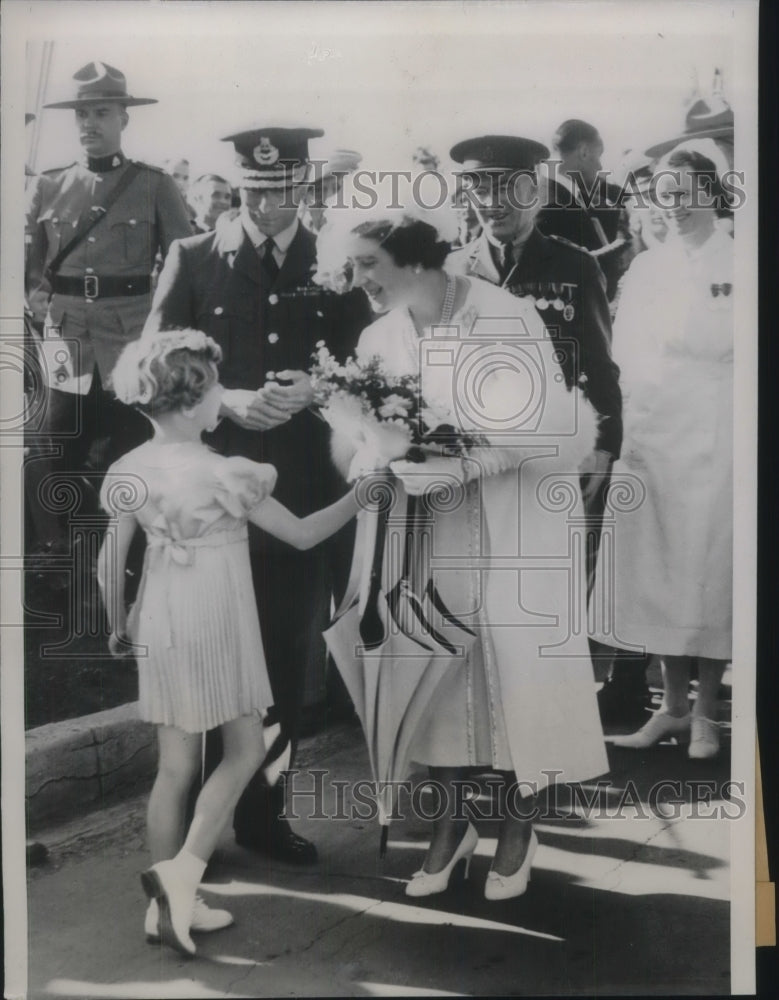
[235,821,318,865]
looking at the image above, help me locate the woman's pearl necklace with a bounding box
[440,272,457,325]
[404,273,458,367]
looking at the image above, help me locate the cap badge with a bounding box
[254,137,280,166]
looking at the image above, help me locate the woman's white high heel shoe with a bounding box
[611,711,691,749]
[688,717,720,759]
[484,828,538,901]
[405,823,478,898]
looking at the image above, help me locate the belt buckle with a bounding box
[84,275,99,299]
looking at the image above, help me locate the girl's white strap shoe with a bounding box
[140,855,204,957]
[405,822,479,898]
[145,893,234,944]
[484,828,538,901]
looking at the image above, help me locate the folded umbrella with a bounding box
[324,485,477,855]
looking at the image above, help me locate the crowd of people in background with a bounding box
[23,59,735,957]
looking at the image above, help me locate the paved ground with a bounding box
[23,710,735,998]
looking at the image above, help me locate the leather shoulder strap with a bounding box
[45,162,142,279]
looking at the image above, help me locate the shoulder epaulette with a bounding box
[130,160,166,175]
[41,162,77,176]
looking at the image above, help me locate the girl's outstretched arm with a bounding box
[97,513,138,651]
[249,488,360,551]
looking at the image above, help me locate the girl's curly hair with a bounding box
[110,328,222,416]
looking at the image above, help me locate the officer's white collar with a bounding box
[241,214,299,254]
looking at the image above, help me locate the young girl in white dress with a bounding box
[97,328,359,957]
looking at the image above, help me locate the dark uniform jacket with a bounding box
[25,158,192,387]
[448,227,623,458]
[145,214,371,739]
[537,177,631,302]
[144,215,371,534]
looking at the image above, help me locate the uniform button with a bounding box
[87,236,96,243]
[268,294,279,305]
[129,219,137,226]
[52,217,59,224]
[85,267,95,274]
[316,310,324,317]
[268,332,279,344]
[214,306,224,315]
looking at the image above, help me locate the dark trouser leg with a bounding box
[88,375,152,597]
[230,544,327,861]
[25,374,150,548]
[584,470,650,721]
[582,469,609,603]
[83,368,152,477]
[25,386,96,551]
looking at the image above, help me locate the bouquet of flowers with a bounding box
[309,342,485,481]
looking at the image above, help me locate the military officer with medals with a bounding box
[144,126,371,864]
[25,62,192,557]
[447,136,623,696]
[448,134,622,473]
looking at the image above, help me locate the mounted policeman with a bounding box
[25,61,192,560]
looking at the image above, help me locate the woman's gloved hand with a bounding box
[389,456,466,496]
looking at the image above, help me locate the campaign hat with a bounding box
[44,62,157,109]
[645,96,734,160]
[222,126,324,189]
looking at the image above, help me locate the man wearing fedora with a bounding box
[145,126,371,864]
[25,61,192,560]
[446,135,638,721]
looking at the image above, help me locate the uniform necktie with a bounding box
[501,244,516,283]
[260,238,280,280]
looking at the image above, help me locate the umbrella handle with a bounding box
[359,494,390,649]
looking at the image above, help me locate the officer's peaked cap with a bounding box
[450,135,550,174]
[222,126,324,189]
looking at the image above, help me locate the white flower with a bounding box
[420,403,453,428]
[378,394,412,419]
